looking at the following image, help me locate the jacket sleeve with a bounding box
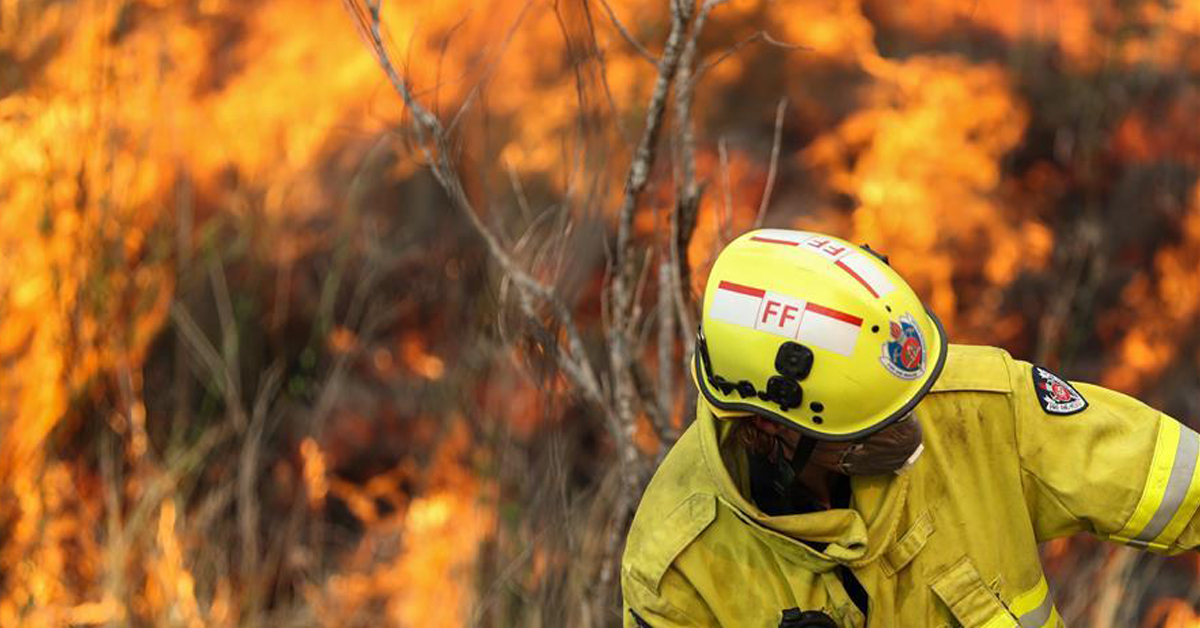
[1011,360,1200,553]
[622,565,720,627]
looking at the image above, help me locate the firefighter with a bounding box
[621,229,1200,627]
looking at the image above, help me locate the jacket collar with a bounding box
[696,404,910,569]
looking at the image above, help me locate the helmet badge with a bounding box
[880,313,926,380]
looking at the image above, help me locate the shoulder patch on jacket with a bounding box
[628,493,717,593]
[1031,365,1088,415]
[929,345,1012,394]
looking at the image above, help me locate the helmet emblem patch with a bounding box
[1031,366,1088,415]
[880,313,926,380]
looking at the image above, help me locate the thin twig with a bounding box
[505,160,535,225]
[553,0,603,210]
[693,30,807,82]
[172,305,247,430]
[112,421,236,558]
[754,97,787,228]
[433,14,471,120]
[237,360,284,623]
[642,330,677,442]
[628,247,654,336]
[208,257,241,404]
[596,0,657,64]
[718,136,733,244]
[669,193,700,370]
[447,1,535,134]
[581,0,636,146]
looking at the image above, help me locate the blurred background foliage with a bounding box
[1,0,1199,625]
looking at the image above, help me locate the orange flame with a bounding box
[871,0,1200,71]
[1144,598,1200,628]
[1104,184,1200,391]
[802,51,1048,337]
[310,419,494,626]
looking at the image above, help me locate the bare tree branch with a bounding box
[668,0,731,374]
[655,259,676,436]
[346,0,605,410]
[668,195,700,369]
[669,0,721,214]
[612,0,691,304]
[346,0,763,617]
[603,0,691,508]
[597,0,697,603]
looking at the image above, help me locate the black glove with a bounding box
[779,607,838,628]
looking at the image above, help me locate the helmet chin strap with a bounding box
[789,435,818,474]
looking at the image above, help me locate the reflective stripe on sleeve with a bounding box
[1010,575,1059,628]
[1111,416,1200,551]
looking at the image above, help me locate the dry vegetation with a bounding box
[1,0,1200,626]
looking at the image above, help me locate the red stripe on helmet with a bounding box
[750,236,800,246]
[804,302,863,326]
[835,259,880,298]
[717,281,766,298]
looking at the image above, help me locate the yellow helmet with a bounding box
[693,229,947,441]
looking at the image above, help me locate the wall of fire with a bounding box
[1,0,1198,625]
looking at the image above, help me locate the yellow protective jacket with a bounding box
[621,344,1200,627]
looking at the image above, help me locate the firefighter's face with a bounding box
[749,417,801,449]
[746,412,923,476]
